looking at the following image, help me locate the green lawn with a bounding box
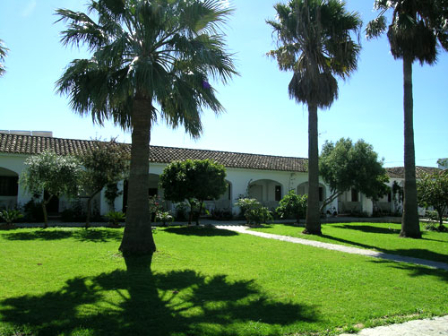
[250,222,448,264]
[0,226,447,336]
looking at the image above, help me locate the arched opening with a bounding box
[0,167,19,209]
[248,179,283,210]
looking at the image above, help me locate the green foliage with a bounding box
[22,199,45,223]
[417,171,448,230]
[276,190,307,222]
[235,198,273,225]
[20,151,82,227]
[367,0,448,64]
[160,159,227,224]
[55,0,237,134]
[319,138,390,208]
[21,151,81,200]
[267,0,362,108]
[161,160,227,203]
[0,209,24,227]
[0,39,8,77]
[105,211,126,227]
[60,199,86,223]
[155,212,174,227]
[79,140,129,196]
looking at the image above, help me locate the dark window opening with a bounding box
[388,192,392,203]
[351,189,359,202]
[148,188,158,197]
[319,187,324,202]
[0,176,18,196]
[275,185,282,201]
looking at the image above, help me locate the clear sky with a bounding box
[1,0,447,168]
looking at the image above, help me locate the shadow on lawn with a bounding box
[0,254,319,336]
[369,259,448,283]
[2,228,123,243]
[164,226,239,237]
[320,234,448,278]
[335,224,401,235]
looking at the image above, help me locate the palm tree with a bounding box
[366,0,448,238]
[267,0,361,235]
[56,0,237,255]
[0,39,8,77]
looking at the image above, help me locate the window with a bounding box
[388,192,392,203]
[319,187,324,202]
[351,188,359,202]
[275,185,282,201]
[148,188,158,197]
[0,176,18,196]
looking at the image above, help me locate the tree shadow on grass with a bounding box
[164,226,239,237]
[335,224,401,235]
[2,228,123,243]
[0,254,320,336]
[369,259,448,283]
[319,234,448,281]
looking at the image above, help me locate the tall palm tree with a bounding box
[0,39,8,77]
[56,0,237,255]
[267,0,361,235]
[366,0,448,238]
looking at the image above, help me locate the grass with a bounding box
[251,222,448,264]
[0,226,447,336]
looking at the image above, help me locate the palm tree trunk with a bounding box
[303,103,321,235]
[401,55,422,238]
[119,98,157,255]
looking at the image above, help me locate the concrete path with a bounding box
[215,225,448,336]
[339,315,448,336]
[214,225,448,271]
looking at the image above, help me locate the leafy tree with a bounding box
[160,159,227,225]
[319,138,390,212]
[276,190,307,223]
[79,139,129,229]
[0,39,8,77]
[417,170,448,231]
[56,0,237,254]
[366,0,448,238]
[20,151,82,228]
[267,0,361,235]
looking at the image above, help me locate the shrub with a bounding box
[235,198,272,225]
[22,199,45,223]
[175,202,189,222]
[155,211,174,226]
[276,190,307,222]
[60,199,86,222]
[211,208,233,221]
[105,211,126,227]
[0,209,24,228]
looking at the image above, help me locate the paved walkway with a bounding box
[215,225,448,335]
[214,225,448,271]
[339,315,448,336]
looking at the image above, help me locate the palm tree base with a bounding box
[302,228,322,235]
[399,231,422,239]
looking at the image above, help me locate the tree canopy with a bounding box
[417,170,448,231]
[160,159,227,225]
[0,39,8,77]
[319,138,389,210]
[20,151,82,227]
[79,139,129,228]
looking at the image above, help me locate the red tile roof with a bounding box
[0,133,308,172]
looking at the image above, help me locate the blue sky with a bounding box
[1,0,447,168]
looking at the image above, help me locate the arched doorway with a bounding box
[248,179,283,210]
